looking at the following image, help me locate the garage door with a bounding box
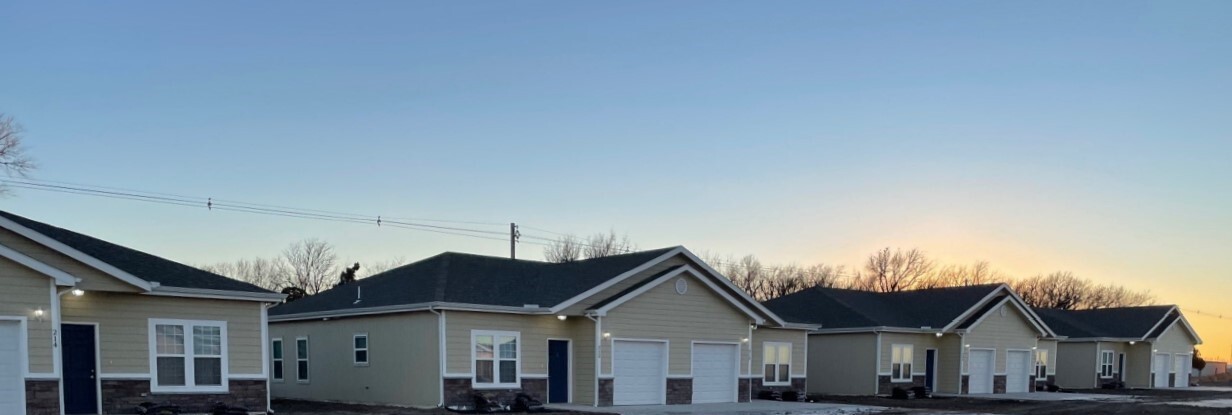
[691,344,737,404]
[1005,351,1030,393]
[0,321,24,415]
[1153,353,1170,388]
[613,341,666,405]
[968,349,994,394]
[1173,355,1190,388]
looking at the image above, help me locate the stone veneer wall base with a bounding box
[25,380,60,415]
[101,379,266,414]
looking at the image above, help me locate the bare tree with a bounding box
[1082,283,1154,309]
[1011,271,1090,310]
[760,263,846,300]
[362,256,409,277]
[544,234,584,263]
[852,247,935,292]
[198,256,289,292]
[919,260,1003,289]
[283,238,338,295]
[584,230,636,259]
[0,114,36,195]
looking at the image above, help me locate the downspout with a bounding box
[429,306,445,408]
[747,322,754,402]
[261,302,272,414]
[587,314,601,407]
[874,331,882,394]
[958,332,966,395]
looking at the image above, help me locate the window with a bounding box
[296,337,310,383]
[891,344,913,382]
[354,334,369,366]
[763,342,791,385]
[149,319,226,392]
[473,330,519,388]
[272,338,284,381]
[1034,349,1048,379]
[1099,350,1114,378]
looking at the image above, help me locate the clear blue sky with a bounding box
[2,1,1230,353]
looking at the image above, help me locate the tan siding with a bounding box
[1037,339,1058,376]
[806,333,877,395]
[600,272,751,376]
[0,226,140,293]
[751,328,808,377]
[963,303,1041,374]
[879,333,937,375]
[0,257,55,373]
[570,318,596,406]
[268,312,439,407]
[444,311,578,376]
[1055,342,1097,389]
[1155,320,1198,355]
[59,291,264,374]
[1098,342,1128,384]
[559,256,689,315]
[1125,342,1153,388]
[937,334,962,393]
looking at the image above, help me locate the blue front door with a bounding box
[62,324,98,414]
[925,349,937,390]
[548,340,569,403]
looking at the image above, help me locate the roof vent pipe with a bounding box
[353,286,362,305]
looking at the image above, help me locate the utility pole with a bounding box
[510,223,520,259]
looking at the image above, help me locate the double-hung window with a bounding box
[1034,349,1048,379]
[149,319,227,392]
[271,338,284,381]
[1099,350,1114,378]
[762,342,791,385]
[354,334,369,366]
[296,337,310,383]
[891,344,913,382]
[473,330,519,388]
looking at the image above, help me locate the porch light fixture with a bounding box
[935,332,943,338]
[1032,346,1038,350]
[603,332,611,338]
[71,289,85,297]
[1129,341,1136,345]
[964,344,971,348]
[741,337,749,343]
[1153,349,1159,353]
[557,315,567,321]
[33,308,45,321]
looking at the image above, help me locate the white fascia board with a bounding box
[146,286,286,302]
[0,215,152,291]
[0,243,79,286]
[675,247,788,326]
[547,247,687,313]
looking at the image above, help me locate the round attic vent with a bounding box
[675,278,688,295]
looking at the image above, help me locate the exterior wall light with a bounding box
[1129,341,1136,345]
[964,344,971,348]
[557,315,567,321]
[741,337,749,343]
[603,332,611,338]
[935,332,943,338]
[71,289,85,296]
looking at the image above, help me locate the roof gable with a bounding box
[588,265,766,324]
[1034,305,1178,340]
[763,284,1006,330]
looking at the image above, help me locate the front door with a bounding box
[1118,353,1126,382]
[547,340,569,403]
[62,324,98,415]
[925,349,937,390]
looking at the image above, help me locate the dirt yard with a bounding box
[815,388,1232,414]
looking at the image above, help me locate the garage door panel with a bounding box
[968,350,994,394]
[1005,351,1030,393]
[0,322,24,415]
[691,344,737,404]
[1173,355,1190,388]
[1154,354,1170,388]
[613,341,666,405]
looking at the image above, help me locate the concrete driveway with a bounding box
[935,392,1138,401]
[546,401,884,415]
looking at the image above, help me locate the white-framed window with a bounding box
[296,337,310,383]
[148,319,227,393]
[763,342,791,385]
[1035,349,1048,379]
[353,333,369,366]
[891,344,913,382]
[1099,350,1114,379]
[271,338,283,382]
[472,330,520,388]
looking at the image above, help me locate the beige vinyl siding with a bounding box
[1055,342,1097,389]
[1097,342,1128,382]
[878,333,937,375]
[0,226,140,293]
[600,272,751,376]
[1125,342,1153,388]
[1155,320,1198,355]
[0,257,54,373]
[937,334,962,393]
[1037,339,1058,377]
[558,256,689,315]
[444,311,579,376]
[805,333,877,395]
[751,328,807,377]
[59,291,264,374]
[963,303,1040,374]
[569,317,597,406]
[268,312,439,407]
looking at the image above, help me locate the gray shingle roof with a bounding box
[269,247,678,317]
[0,210,274,294]
[762,284,1004,329]
[1034,306,1176,339]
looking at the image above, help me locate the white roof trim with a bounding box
[0,243,79,286]
[268,301,558,323]
[1153,311,1203,345]
[547,247,686,313]
[588,265,766,324]
[808,327,939,335]
[146,286,285,302]
[939,284,1009,332]
[0,215,152,291]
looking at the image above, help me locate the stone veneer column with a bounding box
[597,378,614,406]
[665,378,692,404]
[737,378,751,402]
[992,375,1007,393]
[25,380,60,415]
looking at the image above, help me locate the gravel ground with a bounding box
[814,388,1232,415]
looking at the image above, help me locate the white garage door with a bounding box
[0,321,24,415]
[613,341,666,405]
[968,349,994,394]
[1005,351,1030,393]
[691,344,737,404]
[1173,355,1190,388]
[1154,353,1170,388]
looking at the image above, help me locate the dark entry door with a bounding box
[548,340,569,403]
[62,324,98,414]
[925,349,937,390]
[1118,354,1126,381]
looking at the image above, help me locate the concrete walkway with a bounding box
[934,392,1138,401]
[546,401,885,414]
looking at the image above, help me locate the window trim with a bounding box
[353,333,369,366]
[296,336,310,383]
[762,342,792,386]
[271,338,284,382]
[1034,349,1048,380]
[891,344,914,383]
[147,318,229,393]
[1099,350,1115,379]
[471,330,521,389]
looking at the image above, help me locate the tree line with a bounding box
[198,238,407,301]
